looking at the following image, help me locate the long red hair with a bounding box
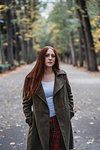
[22,46,60,101]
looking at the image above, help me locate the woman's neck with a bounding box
[44,67,54,75]
[42,67,55,82]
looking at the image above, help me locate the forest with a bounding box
[0,0,100,72]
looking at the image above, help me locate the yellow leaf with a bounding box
[4,42,8,46]
[0,5,4,9]
[13,40,16,44]
[75,38,79,42]
[70,7,75,11]
[3,26,6,29]
[33,44,41,51]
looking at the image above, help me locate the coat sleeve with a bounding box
[22,78,33,126]
[64,73,74,119]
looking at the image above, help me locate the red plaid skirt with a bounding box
[49,115,61,150]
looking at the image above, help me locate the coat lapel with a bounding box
[36,83,47,104]
[53,74,66,97]
[36,70,66,103]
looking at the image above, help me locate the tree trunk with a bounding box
[69,32,77,66]
[27,38,34,63]
[12,0,20,63]
[98,51,100,65]
[78,0,98,71]
[23,39,28,62]
[66,0,76,66]
[0,26,5,64]
[77,27,84,67]
[6,5,14,65]
[76,0,90,69]
[0,32,2,63]
[76,5,89,68]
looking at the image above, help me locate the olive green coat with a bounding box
[23,70,74,150]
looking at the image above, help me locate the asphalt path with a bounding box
[0,62,100,150]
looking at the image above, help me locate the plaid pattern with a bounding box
[49,115,61,150]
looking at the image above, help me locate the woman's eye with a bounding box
[45,54,49,57]
[45,54,55,57]
[51,55,55,57]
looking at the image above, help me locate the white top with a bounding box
[41,81,56,117]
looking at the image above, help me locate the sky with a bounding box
[40,0,58,19]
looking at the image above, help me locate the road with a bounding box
[0,62,100,150]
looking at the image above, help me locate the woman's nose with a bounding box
[49,55,52,59]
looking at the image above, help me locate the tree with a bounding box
[76,0,89,68]
[47,1,79,64]
[76,0,98,71]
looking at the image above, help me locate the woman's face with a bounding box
[44,48,56,68]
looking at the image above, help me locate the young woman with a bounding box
[22,46,74,150]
